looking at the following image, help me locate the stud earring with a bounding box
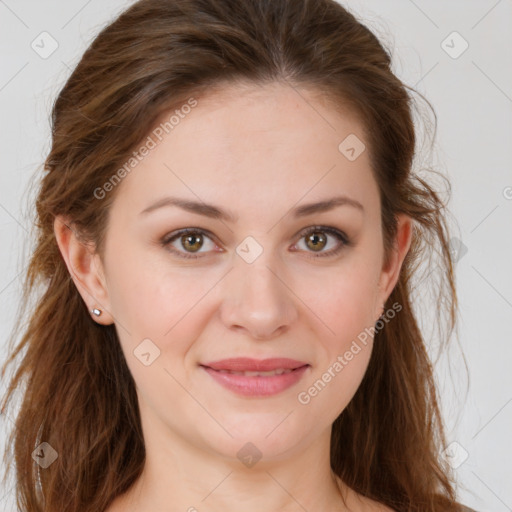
[91,308,102,317]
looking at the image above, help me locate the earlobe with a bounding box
[53,215,113,325]
[376,214,413,316]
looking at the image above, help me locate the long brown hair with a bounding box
[1,0,469,510]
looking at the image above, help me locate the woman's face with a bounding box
[78,82,410,463]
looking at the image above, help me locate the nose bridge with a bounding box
[220,235,297,338]
[234,237,286,305]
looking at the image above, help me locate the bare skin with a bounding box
[55,81,411,512]
[106,473,396,512]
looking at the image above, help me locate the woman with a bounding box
[1,0,477,511]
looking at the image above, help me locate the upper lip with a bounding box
[201,357,309,372]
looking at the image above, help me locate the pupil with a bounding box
[184,234,202,251]
[308,232,325,251]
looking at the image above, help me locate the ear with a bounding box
[375,214,413,319]
[53,215,114,325]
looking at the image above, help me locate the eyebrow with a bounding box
[139,195,364,222]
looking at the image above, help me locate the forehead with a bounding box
[111,81,379,220]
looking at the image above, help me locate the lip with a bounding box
[200,358,310,397]
[201,357,308,372]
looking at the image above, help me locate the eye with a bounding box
[161,228,218,259]
[291,225,351,258]
[161,225,351,260]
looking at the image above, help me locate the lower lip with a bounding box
[201,365,310,397]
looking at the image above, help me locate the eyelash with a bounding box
[160,225,351,260]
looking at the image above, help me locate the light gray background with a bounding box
[1,1,511,511]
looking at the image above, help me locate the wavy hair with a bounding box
[1,0,468,510]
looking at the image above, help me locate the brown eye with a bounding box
[305,231,328,252]
[161,228,217,259]
[294,226,350,258]
[161,225,351,260]
[180,232,204,252]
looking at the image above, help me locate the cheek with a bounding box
[301,261,379,340]
[295,270,377,415]
[107,250,217,360]
[107,244,187,327]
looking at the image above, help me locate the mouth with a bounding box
[199,361,311,397]
[201,367,305,377]
[201,357,309,372]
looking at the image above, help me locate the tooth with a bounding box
[214,368,295,376]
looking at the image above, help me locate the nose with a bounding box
[219,253,298,340]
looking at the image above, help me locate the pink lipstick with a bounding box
[200,357,310,397]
